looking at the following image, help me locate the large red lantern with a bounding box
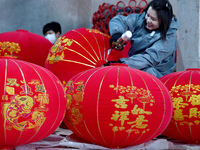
[0,57,66,149]
[160,68,200,144]
[45,28,127,85]
[0,29,52,67]
[63,65,172,148]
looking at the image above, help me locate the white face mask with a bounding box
[45,34,57,44]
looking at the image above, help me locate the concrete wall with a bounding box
[176,0,199,71]
[0,0,177,36]
[0,0,93,36]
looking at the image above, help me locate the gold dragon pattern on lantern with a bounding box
[1,78,49,131]
[170,84,200,126]
[65,80,155,135]
[46,36,73,64]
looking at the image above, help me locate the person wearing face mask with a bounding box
[106,0,178,78]
[43,21,61,44]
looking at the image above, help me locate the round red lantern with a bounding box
[0,57,66,149]
[0,29,52,67]
[160,68,200,144]
[63,65,172,148]
[45,28,127,85]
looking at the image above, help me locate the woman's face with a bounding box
[145,6,160,30]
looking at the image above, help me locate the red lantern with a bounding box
[45,28,110,84]
[160,68,200,144]
[45,28,127,85]
[63,65,172,148]
[0,29,52,67]
[0,57,66,149]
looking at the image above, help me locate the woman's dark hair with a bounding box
[144,0,174,40]
[43,21,62,35]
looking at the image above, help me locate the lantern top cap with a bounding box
[16,29,29,32]
[0,56,17,59]
[186,68,200,71]
[110,63,128,67]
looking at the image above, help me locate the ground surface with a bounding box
[9,128,200,150]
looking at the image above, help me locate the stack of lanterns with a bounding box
[0,29,67,149]
[0,26,186,149]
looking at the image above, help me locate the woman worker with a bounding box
[107,0,178,78]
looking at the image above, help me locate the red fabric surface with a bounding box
[160,68,200,144]
[0,29,52,67]
[45,28,112,84]
[0,58,66,149]
[107,41,130,61]
[64,65,172,148]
